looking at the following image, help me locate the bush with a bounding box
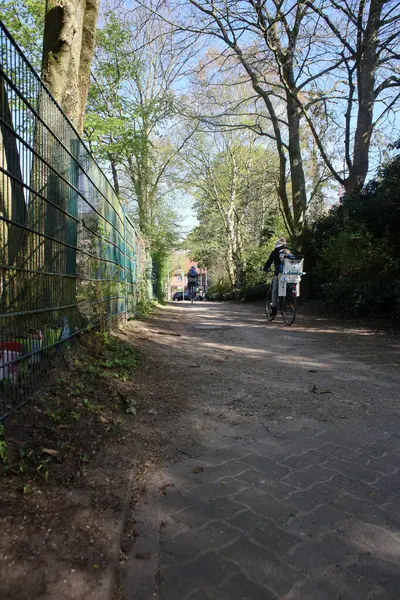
[319,278,400,319]
[307,143,400,320]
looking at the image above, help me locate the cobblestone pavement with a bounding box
[123,303,400,599]
[157,417,400,600]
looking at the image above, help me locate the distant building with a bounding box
[167,252,208,299]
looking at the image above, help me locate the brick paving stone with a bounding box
[159,514,188,543]
[130,418,400,600]
[233,468,296,498]
[332,493,400,528]
[366,452,400,473]
[344,519,400,558]
[244,441,290,461]
[314,434,364,450]
[321,444,373,465]
[160,521,238,566]
[285,504,351,539]
[160,552,240,600]
[228,510,300,556]
[196,448,252,465]
[356,439,400,460]
[172,496,246,528]
[373,472,400,494]
[381,497,400,520]
[293,566,389,600]
[218,573,276,600]
[239,454,291,479]
[219,536,298,596]
[322,457,381,484]
[160,488,199,514]
[349,556,400,598]
[281,448,327,470]
[325,473,391,505]
[231,486,297,524]
[284,481,342,510]
[282,464,337,488]
[286,534,356,572]
[182,479,248,505]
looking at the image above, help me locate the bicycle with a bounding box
[264,256,304,326]
[189,285,196,305]
[265,280,296,326]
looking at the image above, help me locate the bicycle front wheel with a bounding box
[282,298,296,326]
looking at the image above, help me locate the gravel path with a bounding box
[122,301,400,600]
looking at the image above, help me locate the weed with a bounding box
[36,459,50,482]
[83,399,103,414]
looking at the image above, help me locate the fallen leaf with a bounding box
[148,408,157,415]
[192,466,204,474]
[126,406,137,416]
[42,448,58,456]
[99,415,109,424]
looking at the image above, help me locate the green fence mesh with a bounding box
[0,21,147,418]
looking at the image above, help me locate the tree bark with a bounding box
[0,75,27,310]
[344,0,384,197]
[42,0,100,134]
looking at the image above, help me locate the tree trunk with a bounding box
[344,0,384,197]
[0,75,27,311]
[42,0,100,134]
[286,91,307,250]
[109,157,120,196]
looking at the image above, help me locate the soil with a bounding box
[1,300,399,600]
[0,328,190,600]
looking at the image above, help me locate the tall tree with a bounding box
[42,0,100,133]
[85,4,197,298]
[151,0,400,247]
[181,129,280,286]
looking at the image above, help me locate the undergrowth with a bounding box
[1,329,141,489]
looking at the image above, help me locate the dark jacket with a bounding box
[263,245,290,275]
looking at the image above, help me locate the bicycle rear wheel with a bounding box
[265,289,275,321]
[281,297,296,326]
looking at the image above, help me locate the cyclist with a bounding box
[187,265,198,300]
[262,237,292,317]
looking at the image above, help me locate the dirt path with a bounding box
[120,301,400,599]
[128,300,399,428]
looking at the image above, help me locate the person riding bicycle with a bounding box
[262,237,293,317]
[187,265,198,299]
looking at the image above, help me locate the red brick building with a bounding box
[167,252,207,299]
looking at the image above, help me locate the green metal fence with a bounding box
[0,21,147,418]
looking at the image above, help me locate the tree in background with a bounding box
[151,0,400,249]
[85,3,197,299]
[0,0,44,67]
[183,128,283,292]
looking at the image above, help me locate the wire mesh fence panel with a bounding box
[0,22,146,418]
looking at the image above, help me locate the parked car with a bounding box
[173,291,191,301]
